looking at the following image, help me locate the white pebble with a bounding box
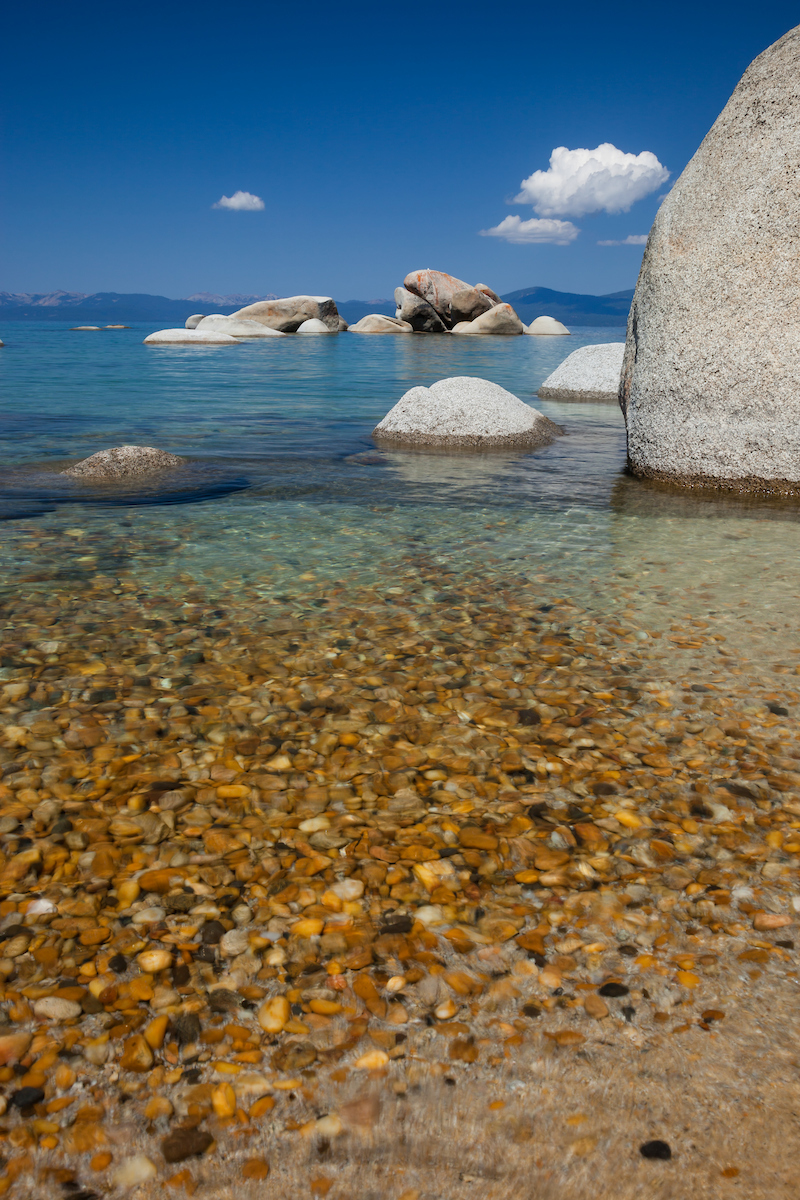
[112,1155,157,1188]
[331,880,364,901]
[34,997,81,1021]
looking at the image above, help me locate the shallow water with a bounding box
[1,321,799,692]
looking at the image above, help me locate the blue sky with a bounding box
[1,1,797,299]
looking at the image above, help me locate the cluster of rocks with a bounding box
[353,271,570,336]
[143,278,572,343]
[144,297,344,345]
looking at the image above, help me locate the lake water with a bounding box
[0,321,799,699]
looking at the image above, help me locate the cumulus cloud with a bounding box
[212,190,265,211]
[597,234,649,246]
[480,215,580,245]
[513,144,669,218]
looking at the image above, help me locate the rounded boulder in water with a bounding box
[373,376,563,448]
[451,303,524,335]
[526,315,571,336]
[538,343,625,402]
[143,328,239,345]
[194,315,286,337]
[62,446,185,479]
[296,318,335,334]
[184,313,206,329]
[349,314,412,334]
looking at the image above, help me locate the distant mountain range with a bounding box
[0,286,634,326]
[0,291,276,322]
[502,287,634,328]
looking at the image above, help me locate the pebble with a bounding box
[162,1127,215,1163]
[111,1155,158,1188]
[640,1140,673,1161]
[10,1085,45,1109]
[32,996,82,1021]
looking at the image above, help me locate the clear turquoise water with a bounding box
[1,320,799,686]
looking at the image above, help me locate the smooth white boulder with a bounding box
[185,314,205,329]
[231,295,340,332]
[373,376,562,448]
[296,318,334,334]
[526,315,571,336]
[63,446,184,479]
[349,314,413,334]
[72,326,101,331]
[452,304,524,335]
[195,315,285,337]
[143,328,239,345]
[538,343,625,402]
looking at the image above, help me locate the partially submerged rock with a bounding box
[394,286,448,333]
[185,314,206,329]
[71,326,101,331]
[526,315,571,336]
[194,315,285,337]
[452,303,524,335]
[231,296,340,332]
[349,314,412,334]
[62,446,185,479]
[404,269,495,327]
[143,328,239,345]
[538,343,625,402]
[373,376,562,447]
[621,24,800,490]
[296,318,335,333]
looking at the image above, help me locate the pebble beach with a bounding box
[0,328,799,1196]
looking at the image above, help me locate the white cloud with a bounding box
[597,234,649,246]
[513,144,669,218]
[212,190,265,211]
[480,215,580,245]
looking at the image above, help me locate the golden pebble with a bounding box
[257,996,290,1034]
[137,949,172,973]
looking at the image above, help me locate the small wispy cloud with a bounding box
[480,215,580,245]
[597,234,649,246]
[212,190,265,211]
[513,144,669,218]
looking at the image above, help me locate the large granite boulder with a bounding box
[372,376,562,448]
[185,314,205,329]
[403,269,495,327]
[349,315,412,334]
[195,315,285,337]
[452,304,524,336]
[63,447,184,479]
[231,296,339,332]
[621,25,800,489]
[143,328,239,345]
[526,315,570,336]
[538,343,625,402]
[394,287,448,333]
